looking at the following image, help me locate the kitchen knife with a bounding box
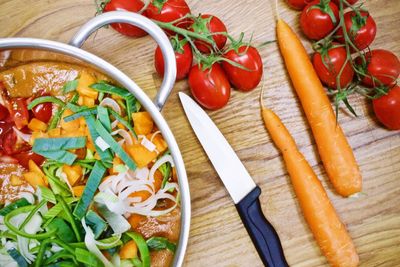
[179,92,288,267]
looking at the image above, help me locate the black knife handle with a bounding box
[236,186,288,267]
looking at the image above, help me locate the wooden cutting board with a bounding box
[1,0,399,266]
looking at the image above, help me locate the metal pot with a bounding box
[0,11,190,267]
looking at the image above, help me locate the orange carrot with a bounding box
[260,97,359,267]
[276,19,361,197]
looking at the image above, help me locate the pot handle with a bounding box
[69,11,176,111]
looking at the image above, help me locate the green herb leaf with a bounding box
[62,79,79,93]
[90,82,132,98]
[0,198,30,216]
[94,120,137,170]
[73,161,107,219]
[146,236,176,252]
[85,210,107,239]
[46,217,76,243]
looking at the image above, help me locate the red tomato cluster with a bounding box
[287,0,400,130]
[101,0,264,110]
[0,86,47,168]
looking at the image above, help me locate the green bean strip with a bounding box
[35,238,75,267]
[28,96,66,110]
[55,195,82,242]
[4,206,57,240]
[18,200,46,230]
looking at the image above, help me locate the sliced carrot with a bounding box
[23,172,46,189]
[62,165,82,186]
[60,109,80,131]
[125,143,157,168]
[119,240,138,260]
[28,118,47,132]
[72,185,85,197]
[77,71,98,99]
[261,97,359,267]
[47,128,61,137]
[276,19,361,197]
[132,112,154,135]
[28,160,45,177]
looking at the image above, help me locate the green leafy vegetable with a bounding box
[62,79,79,93]
[125,232,150,267]
[84,115,113,167]
[43,250,77,265]
[48,93,79,130]
[94,120,136,170]
[7,248,28,267]
[18,200,46,230]
[56,194,82,242]
[97,106,111,132]
[159,162,171,189]
[85,210,107,239]
[38,186,56,203]
[90,82,132,98]
[73,161,107,219]
[0,198,30,216]
[75,248,103,267]
[46,217,76,243]
[108,108,137,139]
[146,237,176,252]
[33,137,87,151]
[35,150,78,165]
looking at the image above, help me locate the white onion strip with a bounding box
[100,97,121,115]
[111,129,133,145]
[13,127,31,143]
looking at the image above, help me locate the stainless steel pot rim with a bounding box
[0,12,191,267]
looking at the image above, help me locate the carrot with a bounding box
[260,94,359,267]
[276,19,362,197]
[119,240,138,259]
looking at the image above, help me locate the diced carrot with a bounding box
[23,172,46,189]
[154,170,163,192]
[119,240,138,260]
[28,118,47,132]
[79,117,86,128]
[28,160,44,177]
[172,167,178,182]
[146,133,168,154]
[83,96,95,107]
[117,122,125,130]
[125,143,157,168]
[129,190,152,202]
[132,112,153,135]
[48,128,61,137]
[72,185,85,197]
[62,165,82,186]
[77,71,98,99]
[10,175,24,186]
[78,96,84,106]
[60,109,80,131]
[128,214,145,229]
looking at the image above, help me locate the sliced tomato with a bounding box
[13,151,44,169]
[0,104,9,120]
[8,98,29,130]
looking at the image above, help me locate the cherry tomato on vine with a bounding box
[103,0,148,37]
[300,0,339,40]
[373,85,400,130]
[7,98,29,130]
[356,49,400,88]
[222,46,263,92]
[336,11,376,51]
[188,63,231,110]
[190,14,228,54]
[312,45,354,89]
[146,0,191,29]
[155,38,193,80]
[285,0,313,10]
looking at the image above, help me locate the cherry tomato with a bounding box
[332,0,358,6]
[222,46,263,92]
[146,0,191,29]
[154,39,193,80]
[103,0,148,37]
[357,49,400,88]
[300,1,339,40]
[336,11,376,51]
[8,98,29,130]
[372,85,400,130]
[188,63,231,110]
[31,101,52,123]
[286,0,313,10]
[13,151,44,169]
[0,121,13,151]
[0,104,9,120]
[191,14,227,54]
[312,45,354,89]
[1,128,30,155]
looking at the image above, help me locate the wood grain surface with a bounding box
[1,0,399,266]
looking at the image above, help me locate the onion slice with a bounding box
[100,98,121,115]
